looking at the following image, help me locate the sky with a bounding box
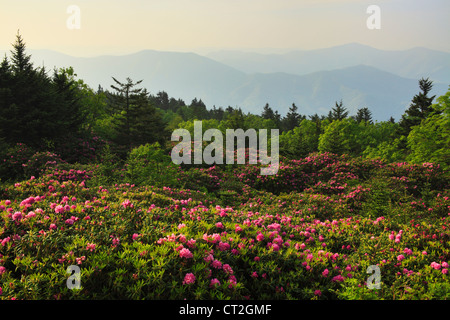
[1,0,449,56]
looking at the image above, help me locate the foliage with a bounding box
[0,153,449,300]
[407,87,450,169]
[0,33,84,149]
[125,143,180,187]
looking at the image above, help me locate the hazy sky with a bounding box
[1,0,449,56]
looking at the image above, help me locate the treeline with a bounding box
[155,75,449,169]
[0,33,449,182]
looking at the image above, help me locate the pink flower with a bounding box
[204,253,214,262]
[1,237,10,246]
[86,243,96,252]
[267,223,281,231]
[211,259,222,269]
[0,266,6,275]
[397,254,405,262]
[12,212,22,221]
[210,278,220,288]
[442,262,449,268]
[187,239,196,248]
[55,205,65,214]
[314,290,322,296]
[183,273,196,285]
[218,241,230,251]
[215,222,224,229]
[178,223,186,229]
[431,262,441,270]
[121,199,133,208]
[26,211,36,218]
[442,269,448,275]
[403,248,413,255]
[111,237,120,246]
[251,271,258,278]
[0,286,2,296]
[332,275,345,282]
[223,264,233,275]
[65,218,74,225]
[256,233,264,242]
[228,276,237,288]
[132,233,140,241]
[49,223,57,230]
[179,248,193,259]
[322,269,329,277]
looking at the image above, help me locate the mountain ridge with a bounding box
[0,44,448,121]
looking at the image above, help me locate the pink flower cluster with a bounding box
[431,261,449,274]
[179,248,193,259]
[121,199,133,208]
[389,230,403,243]
[182,273,196,285]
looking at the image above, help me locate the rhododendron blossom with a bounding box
[183,273,196,285]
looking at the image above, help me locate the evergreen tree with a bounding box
[10,31,32,74]
[399,77,436,135]
[210,106,225,121]
[154,91,170,110]
[330,100,349,121]
[51,67,85,134]
[273,110,282,129]
[261,103,275,120]
[282,103,303,132]
[0,32,84,148]
[107,77,165,153]
[355,107,373,124]
[407,87,450,168]
[190,98,209,119]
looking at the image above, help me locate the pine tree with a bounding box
[10,31,32,74]
[273,110,281,129]
[282,103,303,132]
[355,107,373,124]
[0,32,84,148]
[399,77,436,135]
[190,98,209,119]
[261,103,275,120]
[107,77,165,154]
[0,56,13,142]
[330,100,348,121]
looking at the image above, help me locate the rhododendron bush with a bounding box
[0,153,449,300]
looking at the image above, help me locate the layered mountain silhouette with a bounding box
[2,43,448,121]
[206,43,450,84]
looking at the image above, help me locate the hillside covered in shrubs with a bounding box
[0,33,449,300]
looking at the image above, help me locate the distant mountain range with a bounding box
[206,43,450,84]
[1,43,448,121]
